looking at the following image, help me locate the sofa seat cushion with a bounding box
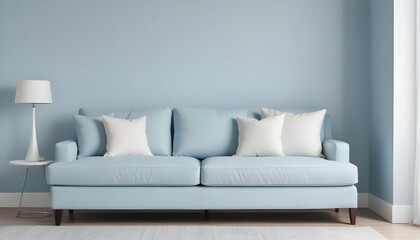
[201,157,358,186]
[47,156,200,186]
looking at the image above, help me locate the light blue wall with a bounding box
[0,0,370,193]
[369,0,394,204]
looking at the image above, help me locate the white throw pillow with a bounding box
[261,108,326,157]
[236,115,285,157]
[102,115,153,157]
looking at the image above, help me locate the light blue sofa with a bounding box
[46,107,358,226]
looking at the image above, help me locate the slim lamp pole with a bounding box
[25,104,40,161]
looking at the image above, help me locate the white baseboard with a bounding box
[391,204,413,223]
[368,193,413,223]
[368,194,393,222]
[0,193,50,208]
[358,193,369,208]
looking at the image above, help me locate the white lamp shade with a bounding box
[15,80,52,104]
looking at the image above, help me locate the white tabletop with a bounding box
[9,160,54,166]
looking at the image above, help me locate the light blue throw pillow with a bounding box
[73,115,109,157]
[173,108,247,159]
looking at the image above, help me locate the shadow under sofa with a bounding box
[46,107,358,226]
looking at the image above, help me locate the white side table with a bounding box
[9,160,54,218]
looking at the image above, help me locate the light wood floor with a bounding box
[0,208,419,239]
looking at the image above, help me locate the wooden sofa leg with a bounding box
[204,210,210,220]
[335,208,339,212]
[349,208,356,225]
[54,210,63,226]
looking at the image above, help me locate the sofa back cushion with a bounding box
[173,108,247,159]
[74,115,111,157]
[79,108,172,156]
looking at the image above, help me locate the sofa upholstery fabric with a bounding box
[49,107,358,227]
[172,108,247,159]
[50,186,358,210]
[73,115,109,157]
[47,156,200,186]
[201,156,358,186]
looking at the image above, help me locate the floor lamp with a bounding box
[15,80,52,161]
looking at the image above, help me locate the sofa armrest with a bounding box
[55,140,78,162]
[322,139,350,163]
